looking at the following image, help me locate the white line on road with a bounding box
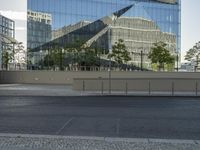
[116,118,120,135]
[56,118,74,135]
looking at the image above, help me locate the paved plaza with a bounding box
[0,84,81,96]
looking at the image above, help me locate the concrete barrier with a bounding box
[0,71,108,85]
[1,70,200,95]
[73,77,200,96]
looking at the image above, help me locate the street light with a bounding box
[175,51,179,72]
[39,50,43,70]
[140,50,143,71]
[108,25,112,94]
[60,48,65,71]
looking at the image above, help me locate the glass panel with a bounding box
[27,0,181,70]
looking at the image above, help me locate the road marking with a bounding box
[116,118,120,135]
[56,118,74,135]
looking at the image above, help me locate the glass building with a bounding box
[27,0,181,70]
[0,14,15,70]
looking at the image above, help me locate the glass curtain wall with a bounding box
[27,0,181,71]
[0,15,15,70]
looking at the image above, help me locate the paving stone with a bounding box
[0,136,200,150]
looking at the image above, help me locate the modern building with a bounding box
[27,10,52,49]
[52,21,91,40]
[110,17,176,68]
[0,14,15,70]
[27,10,52,65]
[27,0,181,69]
[180,62,193,72]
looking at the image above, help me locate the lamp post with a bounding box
[175,51,179,72]
[108,25,112,94]
[140,50,143,71]
[39,50,43,70]
[60,48,65,71]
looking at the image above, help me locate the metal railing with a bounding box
[75,78,200,96]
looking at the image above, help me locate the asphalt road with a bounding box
[0,96,200,140]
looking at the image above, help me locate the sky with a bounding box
[181,0,200,62]
[0,0,27,49]
[0,0,199,62]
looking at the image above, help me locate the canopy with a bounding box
[0,34,18,44]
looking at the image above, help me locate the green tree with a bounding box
[148,42,175,71]
[65,40,85,70]
[43,53,55,69]
[14,42,26,69]
[84,48,97,66]
[108,39,131,69]
[2,51,12,70]
[185,48,197,61]
[94,47,104,70]
[46,42,65,70]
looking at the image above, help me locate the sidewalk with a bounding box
[0,84,81,96]
[0,84,199,97]
[0,133,199,150]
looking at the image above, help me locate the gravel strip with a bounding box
[0,135,199,150]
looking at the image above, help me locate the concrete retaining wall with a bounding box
[73,78,200,94]
[0,71,109,84]
[1,71,200,94]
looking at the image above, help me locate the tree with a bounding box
[185,48,197,62]
[65,40,85,70]
[94,46,104,70]
[148,42,175,71]
[45,42,66,71]
[2,51,12,70]
[184,42,200,62]
[108,39,131,69]
[184,42,200,71]
[14,42,26,69]
[84,48,97,66]
[43,53,54,69]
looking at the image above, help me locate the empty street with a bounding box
[0,96,200,140]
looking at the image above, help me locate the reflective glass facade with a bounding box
[0,15,15,38]
[0,14,15,70]
[27,0,181,69]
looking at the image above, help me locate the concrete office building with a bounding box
[27,0,181,69]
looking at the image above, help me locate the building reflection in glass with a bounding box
[27,0,181,71]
